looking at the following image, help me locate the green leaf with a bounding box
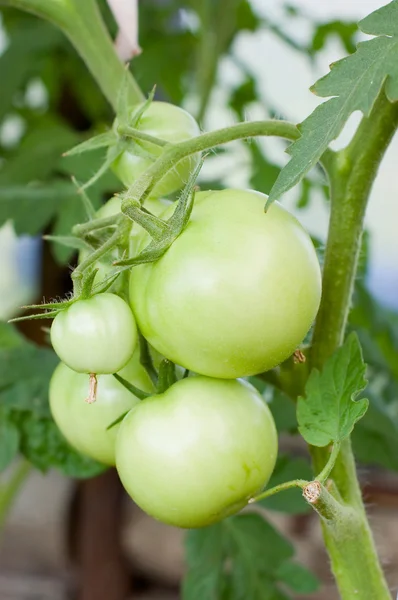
[0,20,61,121]
[260,455,312,514]
[352,392,398,470]
[226,513,293,576]
[183,524,225,600]
[297,333,369,446]
[0,322,24,349]
[0,118,78,185]
[16,413,106,478]
[184,512,318,600]
[269,0,398,201]
[311,21,358,56]
[277,561,320,593]
[0,182,75,236]
[0,413,20,471]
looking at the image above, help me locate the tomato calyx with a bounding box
[115,158,203,268]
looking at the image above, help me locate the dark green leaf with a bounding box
[277,560,320,593]
[0,414,20,471]
[297,333,369,446]
[16,413,106,478]
[0,182,74,236]
[352,392,398,470]
[183,524,225,600]
[269,0,398,201]
[226,513,293,575]
[260,455,312,514]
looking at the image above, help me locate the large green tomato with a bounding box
[112,101,201,197]
[115,376,277,528]
[129,189,322,378]
[51,293,137,374]
[49,352,153,465]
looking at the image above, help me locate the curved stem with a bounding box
[122,120,317,208]
[316,443,340,484]
[308,89,398,600]
[249,479,307,504]
[0,460,31,532]
[0,0,144,110]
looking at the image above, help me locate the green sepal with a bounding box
[63,131,117,157]
[157,359,177,393]
[112,373,152,401]
[116,158,203,268]
[43,235,92,251]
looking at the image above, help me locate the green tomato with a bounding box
[49,352,154,465]
[112,101,201,197]
[51,293,137,374]
[115,376,277,528]
[129,189,322,378]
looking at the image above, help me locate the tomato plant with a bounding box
[116,376,277,528]
[112,101,201,197]
[130,190,321,378]
[50,293,137,374]
[2,1,398,599]
[49,351,154,465]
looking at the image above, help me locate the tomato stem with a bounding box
[315,442,341,484]
[306,89,398,600]
[120,120,335,210]
[248,478,307,504]
[1,0,144,111]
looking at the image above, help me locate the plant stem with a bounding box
[72,220,130,295]
[118,126,168,147]
[249,478,307,504]
[0,460,31,532]
[123,120,302,206]
[315,443,341,484]
[308,90,398,600]
[73,214,122,237]
[1,0,144,110]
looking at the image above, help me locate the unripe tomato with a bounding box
[50,293,137,374]
[129,189,322,378]
[115,376,277,528]
[112,101,201,197]
[49,352,154,465]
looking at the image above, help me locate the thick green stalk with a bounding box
[0,460,31,531]
[309,90,398,600]
[0,0,144,110]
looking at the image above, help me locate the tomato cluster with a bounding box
[49,102,321,528]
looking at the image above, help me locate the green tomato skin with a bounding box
[112,101,201,197]
[49,352,154,465]
[129,189,322,379]
[50,293,137,374]
[115,376,278,528]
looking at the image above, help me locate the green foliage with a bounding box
[0,323,105,477]
[183,513,319,599]
[260,456,312,514]
[269,0,398,202]
[297,333,369,446]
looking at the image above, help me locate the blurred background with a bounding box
[0,1,398,599]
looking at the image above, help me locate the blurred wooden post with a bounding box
[76,469,131,600]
